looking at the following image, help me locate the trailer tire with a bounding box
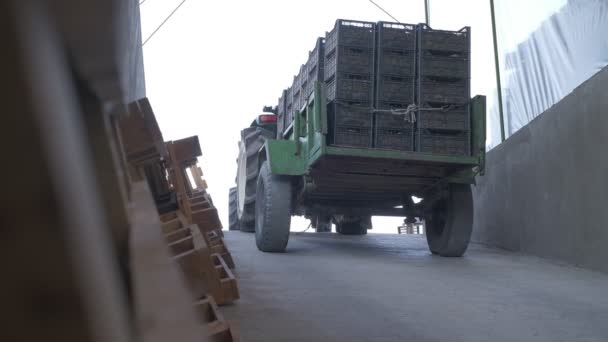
[255,161,292,252]
[236,127,274,232]
[335,216,370,235]
[425,184,473,257]
[228,187,239,231]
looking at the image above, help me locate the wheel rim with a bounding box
[255,175,265,235]
[236,142,247,216]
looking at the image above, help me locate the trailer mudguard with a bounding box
[259,139,307,176]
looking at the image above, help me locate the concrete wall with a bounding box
[472,66,608,274]
[54,0,145,103]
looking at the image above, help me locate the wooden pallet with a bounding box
[163,220,239,305]
[194,296,241,342]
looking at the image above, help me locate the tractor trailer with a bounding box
[228,20,485,257]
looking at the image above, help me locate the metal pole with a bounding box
[490,0,506,142]
[424,0,430,25]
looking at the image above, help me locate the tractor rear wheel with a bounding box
[255,161,292,252]
[335,216,370,235]
[425,184,473,257]
[228,187,238,231]
[236,127,274,232]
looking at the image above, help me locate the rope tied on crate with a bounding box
[335,101,458,124]
[372,104,418,123]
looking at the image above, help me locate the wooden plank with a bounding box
[165,227,192,244]
[161,218,183,234]
[168,236,195,256]
[118,98,166,168]
[189,165,207,190]
[169,136,202,163]
[173,245,238,305]
[193,296,240,341]
[210,241,235,270]
[129,181,210,342]
[160,211,178,223]
[191,208,223,232]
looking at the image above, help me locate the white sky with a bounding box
[140,0,498,233]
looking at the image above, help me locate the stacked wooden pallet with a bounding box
[120,99,240,341]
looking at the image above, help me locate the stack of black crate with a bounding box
[303,37,325,106]
[416,24,471,156]
[374,22,417,150]
[324,19,375,148]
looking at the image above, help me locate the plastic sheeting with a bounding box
[492,0,608,147]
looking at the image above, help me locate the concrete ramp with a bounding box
[223,232,608,342]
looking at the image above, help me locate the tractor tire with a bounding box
[335,216,370,235]
[255,161,292,252]
[228,187,239,231]
[315,215,332,233]
[236,127,274,233]
[425,184,473,257]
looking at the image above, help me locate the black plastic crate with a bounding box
[292,88,302,113]
[304,38,325,99]
[418,51,470,78]
[375,111,414,129]
[291,65,306,112]
[301,79,309,106]
[416,129,470,156]
[308,37,325,70]
[374,111,414,150]
[305,62,323,99]
[326,19,375,51]
[277,89,287,134]
[418,24,470,53]
[285,87,293,130]
[377,22,416,50]
[375,75,415,104]
[417,77,469,104]
[326,73,373,102]
[377,48,416,76]
[328,101,373,148]
[334,125,373,147]
[277,89,286,117]
[325,45,374,77]
[329,101,372,127]
[417,103,470,131]
[375,101,411,110]
[375,127,414,150]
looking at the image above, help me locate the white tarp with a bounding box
[493,0,608,146]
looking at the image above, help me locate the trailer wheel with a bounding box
[335,216,370,235]
[255,161,292,252]
[236,127,274,232]
[315,215,332,233]
[228,187,239,231]
[425,184,473,257]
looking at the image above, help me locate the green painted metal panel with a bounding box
[471,95,487,174]
[325,146,479,165]
[265,139,307,175]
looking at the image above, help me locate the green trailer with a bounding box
[229,84,486,257]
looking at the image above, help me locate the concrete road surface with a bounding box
[222,232,608,342]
